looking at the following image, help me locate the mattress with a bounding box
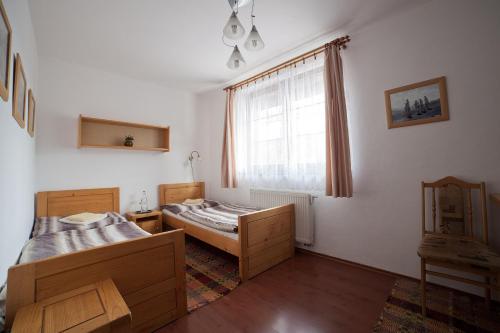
[162,200,258,240]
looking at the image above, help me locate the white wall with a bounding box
[195,0,500,283]
[36,57,198,213]
[0,0,38,284]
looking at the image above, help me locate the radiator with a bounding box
[250,189,314,245]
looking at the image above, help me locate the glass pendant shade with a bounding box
[227,45,246,70]
[227,0,251,10]
[223,11,246,40]
[244,25,265,51]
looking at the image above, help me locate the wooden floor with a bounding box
[157,251,396,333]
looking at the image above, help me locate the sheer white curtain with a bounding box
[234,56,325,192]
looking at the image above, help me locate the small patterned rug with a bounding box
[373,279,500,332]
[185,236,240,312]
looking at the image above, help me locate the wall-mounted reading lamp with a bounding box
[189,151,201,181]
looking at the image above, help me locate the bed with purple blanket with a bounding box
[159,182,296,283]
[2,187,188,332]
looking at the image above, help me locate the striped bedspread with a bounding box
[32,212,128,237]
[20,219,149,264]
[162,200,258,233]
[0,213,149,332]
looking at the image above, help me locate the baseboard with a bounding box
[296,247,498,300]
[296,247,418,282]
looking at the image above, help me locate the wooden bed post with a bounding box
[238,215,250,282]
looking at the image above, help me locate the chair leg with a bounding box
[485,277,491,310]
[421,258,427,317]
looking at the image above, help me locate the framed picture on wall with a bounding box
[12,53,27,128]
[27,89,35,137]
[384,76,449,129]
[0,0,12,102]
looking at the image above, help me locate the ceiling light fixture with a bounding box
[244,0,264,51]
[223,0,264,70]
[244,26,264,51]
[227,45,246,70]
[223,11,246,40]
[227,0,251,10]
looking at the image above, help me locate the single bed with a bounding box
[5,187,187,333]
[159,182,295,281]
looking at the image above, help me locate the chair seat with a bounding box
[418,234,500,271]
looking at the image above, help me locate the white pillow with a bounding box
[59,212,108,225]
[183,198,204,205]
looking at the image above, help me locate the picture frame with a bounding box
[12,53,27,128]
[385,76,449,129]
[0,0,12,102]
[27,89,35,137]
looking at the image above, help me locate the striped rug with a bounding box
[373,279,500,332]
[185,236,240,312]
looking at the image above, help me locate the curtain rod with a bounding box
[223,35,350,91]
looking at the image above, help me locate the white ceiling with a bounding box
[29,0,422,92]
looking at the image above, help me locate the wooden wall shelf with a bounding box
[78,115,170,152]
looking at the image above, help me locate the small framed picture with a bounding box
[0,1,12,102]
[385,76,449,129]
[27,89,35,137]
[12,53,27,128]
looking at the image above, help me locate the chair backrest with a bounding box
[421,176,488,244]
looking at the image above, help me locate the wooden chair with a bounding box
[418,176,500,316]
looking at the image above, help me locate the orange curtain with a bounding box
[221,89,237,188]
[324,44,353,197]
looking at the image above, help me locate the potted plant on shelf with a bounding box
[124,135,134,147]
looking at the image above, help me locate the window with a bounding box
[234,56,325,191]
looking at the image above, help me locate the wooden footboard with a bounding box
[239,204,295,281]
[5,230,187,333]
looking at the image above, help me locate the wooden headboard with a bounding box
[159,182,205,206]
[36,187,120,218]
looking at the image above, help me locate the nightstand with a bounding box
[126,210,162,234]
[11,279,131,333]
